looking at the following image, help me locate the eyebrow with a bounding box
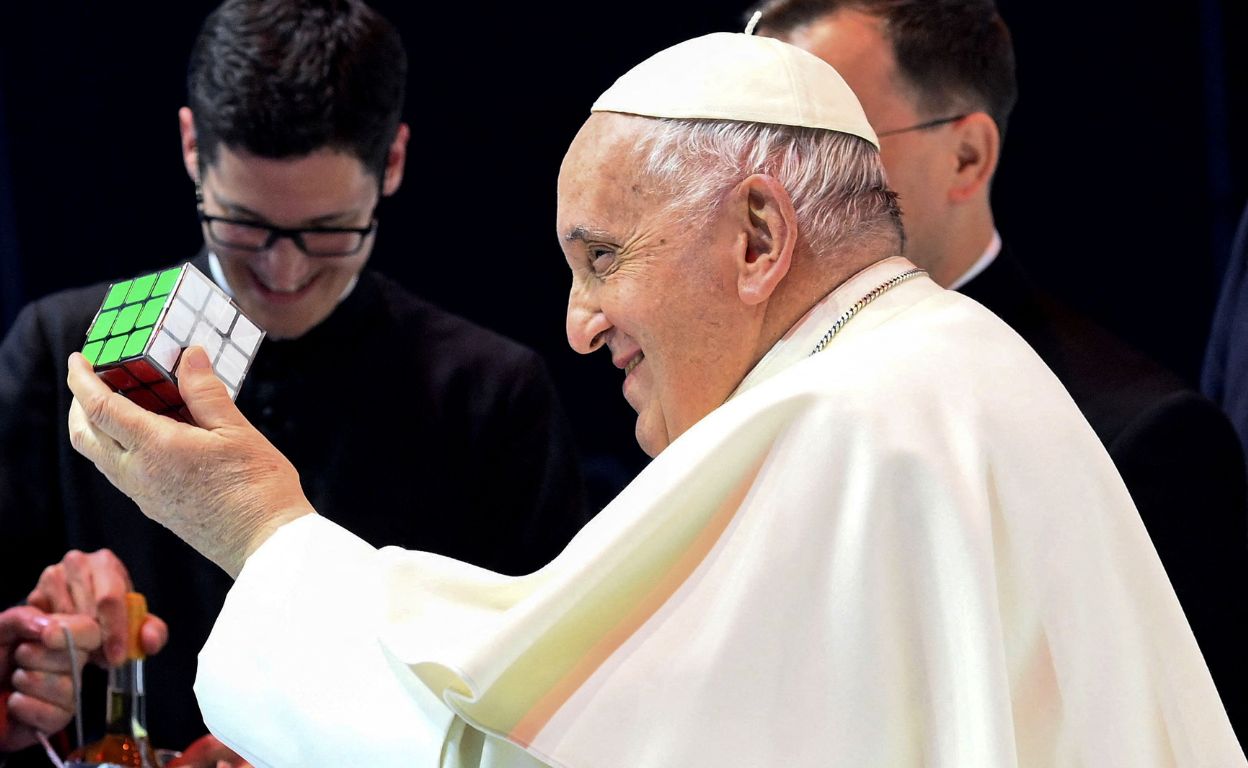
[564,226,611,244]
[211,192,366,227]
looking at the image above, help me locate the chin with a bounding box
[635,423,669,459]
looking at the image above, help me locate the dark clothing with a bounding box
[962,250,1247,744]
[0,255,588,753]
[1203,201,1248,474]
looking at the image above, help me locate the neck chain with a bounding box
[809,268,927,355]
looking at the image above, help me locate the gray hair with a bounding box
[634,118,903,259]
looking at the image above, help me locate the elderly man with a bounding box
[65,32,1242,767]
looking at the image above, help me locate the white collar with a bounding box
[731,256,925,399]
[947,229,1001,291]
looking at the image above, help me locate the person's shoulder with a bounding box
[1030,293,1201,430]
[964,249,1194,430]
[6,277,114,345]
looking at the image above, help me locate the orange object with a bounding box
[125,592,147,661]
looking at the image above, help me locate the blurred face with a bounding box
[777,10,951,269]
[197,146,380,340]
[558,115,750,458]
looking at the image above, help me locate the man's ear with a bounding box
[178,107,199,183]
[381,123,410,196]
[947,111,999,204]
[734,174,796,306]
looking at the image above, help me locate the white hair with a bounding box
[634,118,903,259]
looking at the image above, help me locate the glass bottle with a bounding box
[66,592,161,768]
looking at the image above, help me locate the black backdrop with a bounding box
[1,2,1245,506]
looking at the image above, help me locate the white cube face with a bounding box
[178,267,212,312]
[163,298,196,344]
[189,320,224,361]
[149,330,182,374]
[205,291,237,334]
[216,343,247,389]
[231,314,263,357]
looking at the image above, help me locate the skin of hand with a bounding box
[65,346,315,578]
[168,733,254,768]
[1,606,101,752]
[27,549,169,667]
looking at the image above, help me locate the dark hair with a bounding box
[187,0,407,178]
[747,0,1017,138]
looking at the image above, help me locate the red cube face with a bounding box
[151,381,182,407]
[125,358,164,384]
[126,388,165,413]
[99,367,142,392]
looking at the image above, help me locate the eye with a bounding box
[589,246,616,275]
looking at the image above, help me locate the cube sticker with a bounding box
[81,263,265,420]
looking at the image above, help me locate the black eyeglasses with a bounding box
[197,206,379,258]
[876,114,968,138]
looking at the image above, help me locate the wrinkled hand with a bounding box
[27,549,168,667]
[168,733,254,768]
[1,606,100,753]
[66,347,314,578]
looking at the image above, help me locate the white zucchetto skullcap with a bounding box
[591,32,878,149]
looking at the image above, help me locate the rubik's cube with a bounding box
[81,263,264,421]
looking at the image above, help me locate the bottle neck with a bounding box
[105,657,149,740]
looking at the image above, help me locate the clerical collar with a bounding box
[730,256,928,400]
[947,229,1002,291]
[206,250,360,303]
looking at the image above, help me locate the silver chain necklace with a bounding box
[809,268,927,355]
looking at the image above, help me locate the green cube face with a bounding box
[81,263,266,421]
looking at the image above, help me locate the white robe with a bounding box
[196,257,1244,767]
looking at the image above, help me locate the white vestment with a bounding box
[196,257,1244,767]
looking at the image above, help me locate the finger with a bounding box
[37,613,103,654]
[5,690,74,736]
[168,734,232,767]
[75,550,133,666]
[67,351,159,451]
[140,613,169,656]
[61,549,99,618]
[14,641,75,674]
[67,397,128,484]
[27,562,74,614]
[0,606,50,644]
[11,667,74,712]
[178,346,246,431]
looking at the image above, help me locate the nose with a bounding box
[566,282,610,355]
[255,237,312,290]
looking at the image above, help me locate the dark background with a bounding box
[1,2,1245,506]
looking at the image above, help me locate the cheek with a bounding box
[315,254,369,285]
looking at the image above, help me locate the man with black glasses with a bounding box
[0,0,587,760]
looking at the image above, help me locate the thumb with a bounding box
[178,346,244,430]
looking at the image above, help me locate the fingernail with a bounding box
[31,615,51,629]
[108,639,125,661]
[184,346,211,370]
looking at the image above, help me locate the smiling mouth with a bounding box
[624,353,644,375]
[250,269,316,297]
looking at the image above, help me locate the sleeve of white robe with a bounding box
[195,514,460,768]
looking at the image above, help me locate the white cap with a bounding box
[591,32,878,149]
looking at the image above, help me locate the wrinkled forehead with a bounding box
[559,115,647,187]
[557,114,666,225]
